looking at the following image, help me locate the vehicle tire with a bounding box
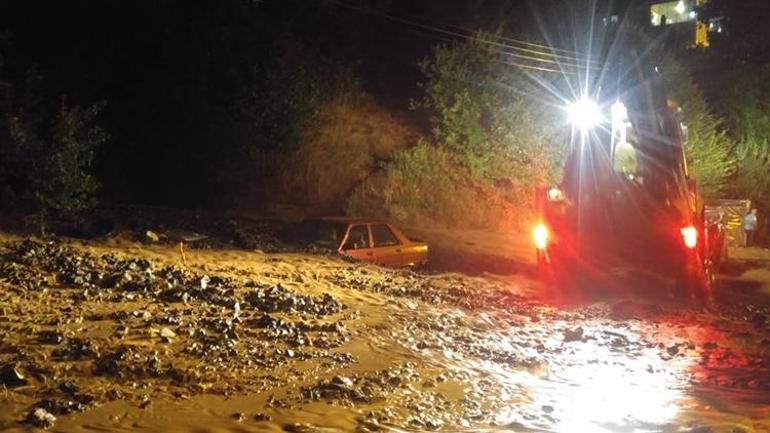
[538,248,581,297]
[675,255,712,300]
[721,242,729,264]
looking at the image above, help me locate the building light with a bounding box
[689,11,696,19]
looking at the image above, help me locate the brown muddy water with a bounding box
[1,235,770,432]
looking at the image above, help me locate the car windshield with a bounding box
[292,220,348,249]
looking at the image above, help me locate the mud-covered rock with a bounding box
[52,338,98,360]
[26,407,56,429]
[245,284,344,316]
[1,363,27,387]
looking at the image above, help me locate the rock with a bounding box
[542,405,554,413]
[1,363,27,387]
[331,376,354,388]
[283,423,317,433]
[254,412,272,421]
[59,381,80,395]
[106,388,124,400]
[563,327,584,343]
[52,338,97,360]
[26,408,56,429]
[136,394,152,409]
[232,412,245,422]
[38,330,64,345]
[37,397,91,415]
[145,230,161,242]
[160,327,177,339]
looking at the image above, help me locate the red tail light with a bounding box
[533,224,549,250]
[680,226,697,249]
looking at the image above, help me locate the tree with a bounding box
[414,32,557,205]
[658,53,736,199]
[4,74,108,232]
[700,63,770,240]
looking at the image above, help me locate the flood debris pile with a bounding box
[0,239,351,429]
[299,364,457,430]
[2,237,770,432]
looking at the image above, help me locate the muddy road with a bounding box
[1,234,770,432]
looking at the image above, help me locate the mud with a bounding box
[1,235,770,432]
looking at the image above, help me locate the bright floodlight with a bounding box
[567,97,602,131]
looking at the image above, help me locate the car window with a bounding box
[371,224,400,247]
[342,225,369,250]
[292,221,347,249]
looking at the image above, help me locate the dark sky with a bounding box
[0,0,759,208]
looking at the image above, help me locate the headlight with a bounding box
[567,97,602,131]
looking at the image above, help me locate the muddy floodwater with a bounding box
[1,234,770,432]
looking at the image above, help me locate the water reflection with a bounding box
[465,322,697,432]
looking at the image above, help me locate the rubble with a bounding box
[26,407,57,429]
[1,236,770,433]
[1,363,27,387]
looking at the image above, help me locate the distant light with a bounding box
[675,0,686,14]
[689,11,696,19]
[566,97,602,131]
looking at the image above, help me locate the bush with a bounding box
[3,84,108,232]
[347,142,522,228]
[658,53,736,199]
[414,31,557,199]
[703,63,770,241]
[350,32,556,228]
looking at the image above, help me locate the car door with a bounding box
[339,224,375,262]
[370,223,404,267]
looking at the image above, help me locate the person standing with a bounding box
[743,208,758,247]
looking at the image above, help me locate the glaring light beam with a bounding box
[566,97,602,131]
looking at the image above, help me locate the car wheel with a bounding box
[675,257,712,300]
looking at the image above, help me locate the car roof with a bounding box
[306,217,390,225]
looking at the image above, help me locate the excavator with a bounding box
[532,47,714,296]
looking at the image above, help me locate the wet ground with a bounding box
[1,231,770,432]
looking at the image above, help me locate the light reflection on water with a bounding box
[461,322,696,433]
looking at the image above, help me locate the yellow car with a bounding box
[289,217,428,268]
